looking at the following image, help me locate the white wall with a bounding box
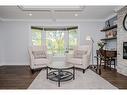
[105,39,117,50]
[117,6,127,76]
[1,20,104,65]
[2,21,29,65]
[0,21,4,65]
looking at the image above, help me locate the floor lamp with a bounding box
[86,36,94,68]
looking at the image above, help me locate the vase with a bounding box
[99,47,103,50]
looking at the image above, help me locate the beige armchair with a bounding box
[28,45,52,73]
[66,45,91,73]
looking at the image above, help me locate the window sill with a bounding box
[53,55,65,57]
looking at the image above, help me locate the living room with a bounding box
[0,1,127,94]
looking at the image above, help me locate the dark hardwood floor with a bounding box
[0,65,40,89]
[0,65,127,89]
[99,67,127,89]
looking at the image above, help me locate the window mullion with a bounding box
[64,29,69,53]
[42,28,46,45]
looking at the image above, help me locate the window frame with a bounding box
[30,26,79,55]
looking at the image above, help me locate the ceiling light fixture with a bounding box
[28,13,32,16]
[75,14,78,16]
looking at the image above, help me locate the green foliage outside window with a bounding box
[31,27,77,55]
[46,30,64,55]
[32,29,42,46]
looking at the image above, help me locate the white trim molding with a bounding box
[117,64,127,76]
[1,62,29,66]
[0,17,4,21]
[0,18,105,22]
[0,63,4,66]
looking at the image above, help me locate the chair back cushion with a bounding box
[73,45,89,58]
[32,51,47,59]
[31,45,47,52]
[30,45,47,59]
[74,50,87,58]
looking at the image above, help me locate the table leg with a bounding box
[58,70,61,87]
[73,67,75,80]
[114,59,116,69]
[46,66,48,79]
[96,53,99,72]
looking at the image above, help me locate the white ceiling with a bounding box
[0,6,121,21]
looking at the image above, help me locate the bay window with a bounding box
[31,26,78,56]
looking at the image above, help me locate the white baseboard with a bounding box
[117,69,127,76]
[0,62,5,66]
[1,62,29,66]
[0,62,96,66]
[116,66,127,76]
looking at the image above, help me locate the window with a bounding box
[68,28,78,53]
[31,28,42,46]
[31,26,78,55]
[46,30,64,56]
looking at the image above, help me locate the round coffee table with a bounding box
[46,62,75,87]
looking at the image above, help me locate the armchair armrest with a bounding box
[82,53,90,68]
[66,53,73,57]
[28,49,34,61]
[82,54,88,63]
[28,48,35,69]
[47,54,53,64]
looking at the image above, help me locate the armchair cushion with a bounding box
[74,50,87,58]
[32,50,47,59]
[33,58,50,65]
[67,57,82,65]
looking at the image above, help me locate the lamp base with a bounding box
[89,65,101,75]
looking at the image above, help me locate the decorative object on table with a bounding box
[123,13,127,31]
[97,41,107,50]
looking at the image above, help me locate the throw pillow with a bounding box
[74,50,87,58]
[32,51,47,59]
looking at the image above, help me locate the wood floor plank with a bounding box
[98,67,127,89]
[0,66,40,89]
[0,65,127,89]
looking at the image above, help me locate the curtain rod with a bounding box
[31,26,78,31]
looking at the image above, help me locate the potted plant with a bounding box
[97,41,107,50]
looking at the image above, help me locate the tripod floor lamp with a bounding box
[86,36,94,67]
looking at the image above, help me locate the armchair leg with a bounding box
[31,69,35,74]
[83,69,85,73]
